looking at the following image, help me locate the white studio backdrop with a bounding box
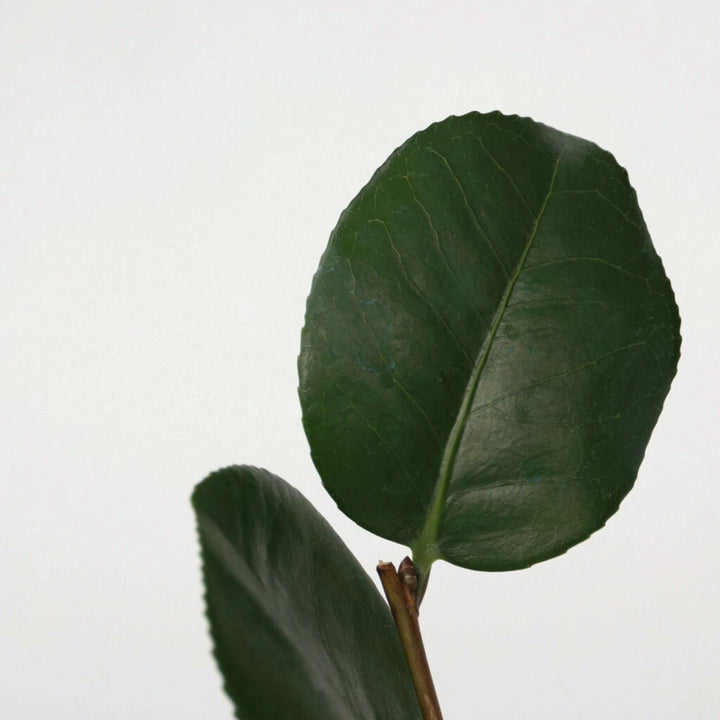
[2,1,718,718]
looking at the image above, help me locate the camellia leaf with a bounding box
[298,111,680,583]
[192,465,422,720]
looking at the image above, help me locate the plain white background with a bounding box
[2,1,719,718]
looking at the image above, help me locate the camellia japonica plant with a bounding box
[192,111,681,720]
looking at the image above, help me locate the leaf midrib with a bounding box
[411,151,564,570]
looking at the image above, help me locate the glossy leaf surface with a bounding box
[299,111,680,574]
[192,465,422,720]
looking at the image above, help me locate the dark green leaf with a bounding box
[298,111,680,577]
[192,465,422,720]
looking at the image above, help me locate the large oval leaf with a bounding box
[192,466,422,720]
[298,111,680,576]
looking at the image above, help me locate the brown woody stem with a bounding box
[377,558,444,720]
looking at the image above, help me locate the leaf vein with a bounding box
[553,188,641,229]
[426,147,511,278]
[402,169,491,330]
[471,341,650,416]
[345,249,444,447]
[524,255,649,283]
[413,150,564,565]
[370,218,475,371]
[333,382,427,510]
[472,131,534,217]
